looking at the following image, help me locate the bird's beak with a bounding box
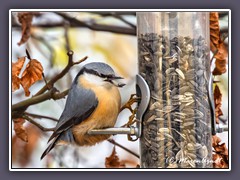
[110,75,124,80]
[107,75,125,87]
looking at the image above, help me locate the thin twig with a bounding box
[26,49,32,60]
[95,11,136,28]
[34,52,87,96]
[64,21,71,52]
[107,139,139,159]
[31,34,55,67]
[24,112,58,122]
[55,12,136,36]
[52,89,69,99]
[13,22,136,36]
[112,14,136,29]
[42,72,51,90]
[218,12,229,18]
[22,115,55,132]
[12,88,69,116]
[221,32,228,42]
[219,116,228,124]
[90,12,136,16]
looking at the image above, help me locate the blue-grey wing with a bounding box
[48,80,98,142]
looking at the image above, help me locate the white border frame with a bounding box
[9,9,231,171]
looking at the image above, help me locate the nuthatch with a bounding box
[41,62,125,159]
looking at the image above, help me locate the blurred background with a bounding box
[11,11,229,168]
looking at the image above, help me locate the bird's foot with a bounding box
[121,108,138,128]
[120,94,141,113]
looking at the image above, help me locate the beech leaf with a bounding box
[212,135,228,168]
[17,12,34,46]
[20,59,43,96]
[212,154,228,168]
[12,125,41,166]
[12,56,26,92]
[210,12,221,50]
[212,135,221,147]
[13,118,28,142]
[105,147,125,168]
[212,42,228,75]
[210,12,228,75]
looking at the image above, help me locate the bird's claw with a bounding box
[120,94,141,113]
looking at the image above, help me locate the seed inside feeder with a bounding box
[139,33,212,168]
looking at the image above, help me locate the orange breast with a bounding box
[72,76,121,146]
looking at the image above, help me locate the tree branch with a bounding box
[218,12,229,18]
[24,112,58,122]
[55,12,136,36]
[92,12,136,29]
[64,21,71,52]
[22,115,55,132]
[13,21,136,36]
[107,139,139,159]
[90,12,136,16]
[12,51,82,119]
[220,27,228,34]
[12,88,69,118]
[13,88,56,112]
[111,14,136,29]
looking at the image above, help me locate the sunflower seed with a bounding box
[149,102,161,110]
[144,56,151,62]
[146,115,157,123]
[176,68,185,79]
[184,92,194,97]
[179,86,189,93]
[159,128,170,134]
[140,51,150,56]
[174,118,183,123]
[183,122,194,127]
[166,67,175,74]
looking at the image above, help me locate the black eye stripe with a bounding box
[87,69,100,77]
[84,68,114,78]
[76,67,115,81]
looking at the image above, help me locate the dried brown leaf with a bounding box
[212,42,228,75]
[20,59,43,96]
[212,135,228,168]
[105,147,125,168]
[210,12,221,50]
[17,12,35,46]
[212,135,221,147]
[12,124,41,166]
[210,12,228,75]
[215,143,228,156]
[214,85,223,124]
[213,154,228,168]
[12,56,26,91]
[13,118,28,142]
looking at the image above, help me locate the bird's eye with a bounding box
[104,77,111,82]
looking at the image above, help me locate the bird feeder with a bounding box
[137,12,213,168]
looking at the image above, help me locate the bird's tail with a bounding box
[40,129,74,160]
[40,135,60,160]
